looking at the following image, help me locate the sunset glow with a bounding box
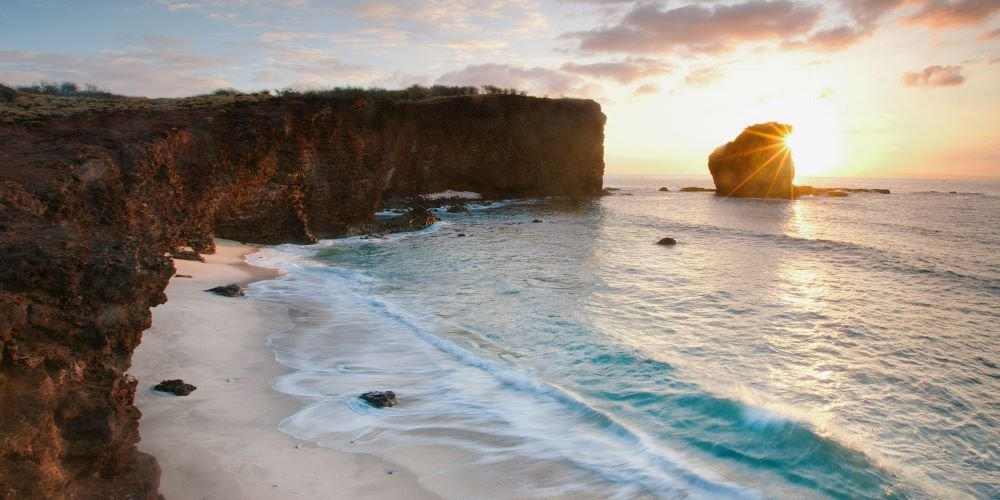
[1,1,997,178]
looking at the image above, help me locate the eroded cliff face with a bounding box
[0,92,605,499]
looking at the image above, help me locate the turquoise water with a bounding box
[249,176,999,498]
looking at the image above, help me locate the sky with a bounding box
[1,0,998,178]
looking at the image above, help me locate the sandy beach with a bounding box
[130,239,437,500]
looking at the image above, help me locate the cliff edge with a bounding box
[0,90,605,498]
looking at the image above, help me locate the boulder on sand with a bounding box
[206,284,245,297]
[708,122,795,198]
[153,379,197,396]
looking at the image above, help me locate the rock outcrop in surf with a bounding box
[708,122,795,199]
[0,89,605,498]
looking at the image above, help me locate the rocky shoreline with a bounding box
[0,89,605,498]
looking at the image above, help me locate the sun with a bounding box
[776,99,842,183]
[783,124,840,182]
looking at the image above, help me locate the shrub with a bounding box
[0,84,15,102]
[15,81,118,98]
[275,84,520,103]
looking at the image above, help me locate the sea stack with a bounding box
[708,122,795,199]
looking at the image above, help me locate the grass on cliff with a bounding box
[0,82,531,124]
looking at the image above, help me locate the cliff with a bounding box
[708,122,795,199]
[0,90,605,498]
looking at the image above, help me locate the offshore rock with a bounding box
[0,91,604,498]
[709,122,795,198]
[658,187,669,192]
[152,380,197,396]
[679,187,715,192]
[657,237,677,246]
[794,186,889,197]
[359,391,398,408]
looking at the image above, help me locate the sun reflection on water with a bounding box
[786,199,814,239]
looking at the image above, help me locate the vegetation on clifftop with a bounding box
[0,82,535,124]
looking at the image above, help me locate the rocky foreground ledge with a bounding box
[0,89,605,498]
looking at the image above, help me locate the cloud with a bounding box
[784,25,869,51]
[252,46,376,88]
[0,48,232,97]
[560,58,671,83]
[906,0,1000,27]
[682,67,725,87]
[165,2,202,11]
[901,65,966,87]
[435,63,597,96]
[354,0,549,34]
[839,0,909,29]
[259,32,336,43]
[632,82,661,96]
[444,39,510,49]
[567,1,823,54]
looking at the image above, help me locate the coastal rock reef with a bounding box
[0,90,605,498]
[708,122,795,198]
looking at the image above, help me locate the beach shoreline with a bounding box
[130,239,437,500]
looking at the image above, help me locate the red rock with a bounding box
[0,93,605,498]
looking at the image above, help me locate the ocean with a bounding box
[246,175,999,499]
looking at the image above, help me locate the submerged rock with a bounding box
[532,219,543,223]
[825,190,848,197]
[205,284,244,297]
[657,237,677,246]
[333,207,438,238]
[360,391,398,408]
[446,204,470,214]
[708,122,795,198]
[153,380,197,396]
[679,187,715,192]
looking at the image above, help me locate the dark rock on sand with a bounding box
[659,187,670,192]
[657,237,677,246]
[359,391,398,408]
[709,122,795,198]
[153,380,197,396]
[170,248,205,262]
[206,284,245,297]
